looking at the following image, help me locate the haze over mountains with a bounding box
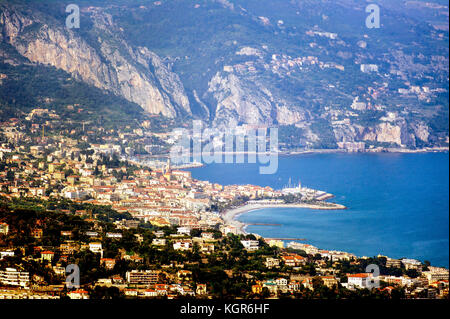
[0,0,448,149]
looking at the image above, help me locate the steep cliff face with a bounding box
[0,5,191,117]
[361,121,416,147]
[333,120,419,147]
[207,71,309,128]
[333,123,364,144]
[207,72,273,127]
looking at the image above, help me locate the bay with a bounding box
[189,152,449,267]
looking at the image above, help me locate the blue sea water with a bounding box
[188,152,449,267]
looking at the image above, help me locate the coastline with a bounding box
[221,202,347,235]
[281,146,449,156]
[128,147,449,171]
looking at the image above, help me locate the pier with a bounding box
[247,223,282,226]
[266,238,307,241]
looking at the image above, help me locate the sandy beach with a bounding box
[221,202,347,235]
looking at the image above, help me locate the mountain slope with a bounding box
[0,2,191,117]
[111,0,449,148]
[1,0,448,149]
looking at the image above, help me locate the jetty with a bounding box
[266,238,307,241]
[247,223,282,226]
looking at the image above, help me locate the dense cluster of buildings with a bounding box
[0,114,448,300]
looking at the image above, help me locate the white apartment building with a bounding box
[347,273,372,289]
[89,242,103,257]
[0,268,30,287]
[152,238,166,246]
[126,270,159,285]
[241,240,260,251]
[173,240,192,251]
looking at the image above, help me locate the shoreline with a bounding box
[281,146,449,156]
[131,146,449,165]
[221,202,347,235]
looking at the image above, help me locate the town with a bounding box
[0,110,448,300]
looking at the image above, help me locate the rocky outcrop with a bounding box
[207,72,274,127]
[361,121,416,147]
[332,119,426,148]
[0,5,191,117]
[207,71,309,128]
[412,122,430,142]
[275,104,308,125]
[333,122,363,143]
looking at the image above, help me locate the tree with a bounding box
[91,286,124,299]
[190,229,202,237]
[261,287,270,299]
[6,170,14,182]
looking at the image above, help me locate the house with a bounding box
[288,281,301,292]
[126,270,158,285]
[386,258,402,268]
[53,266,66,277]
[276,278,288,287]
[59,241,79,255]
[173,240,192,251]
[262,280,278,294]
[240,240,259,251]
[177,270,192,281]
[112,275,124,284]
[422,267,449,283]
[60,231,73,237]
[347,273,371,288]
[301,278,313,290]
[252,284,263,294]
[31,228,43,239]
[266,239,284,249]
[123,254,144,263]
[401,259,422,271]
[41,251,55,262]
[143,289,157,297]
[134,233,144,243]
[85,231,99,237]
[100,258,116,270]
[196,284,207,295]
[177,226,191,235]
[201,232,215,240]
[321,276,338,288]
[0,250,14,260]
[152,238,166,246]
[106,232,123,239]
[67,289,90,299]
[96,278,113,287]
[200,242,215,254]
[124,288,138,297]
[222,225,239,235]
[155,284,168,296]
[153,230,165,238]
[265,257,280,269]
[67,176,78,185]
[0,222,9,235]
[281,254,306,267]
[89,242,103,257]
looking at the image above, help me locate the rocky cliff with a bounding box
[0,4,191,117]
[206,70,309,128]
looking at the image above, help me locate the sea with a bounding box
[188,152,449,268]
